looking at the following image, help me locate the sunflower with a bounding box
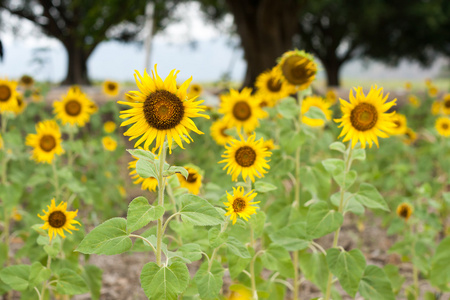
[38,199,80,241]
[425,78,432,87]
[405,82,412,91]
[228,286,252,300]
[276,50,317,90]
[254,92,276,108]
[255,67,295,102]
[177,166,202,195]
[219,88,267,133]
[0,134,3,150]
[14,93,26,115]
[102,136,117,151]
[31,89,42,102]
[19,74,34,88]
[389,113,407,135]
[435,117,450,137]
[326,88,338,105]
[262,139,279,151]
[334,86,397,149]
[224,186,259,225]
[119,65,209,154]
[188,83,203,98]
[53,87,95,127]
[210,118,234,146]
[301,95,332,127]
[396,202,413,221]
[103,121,116,133]
[26,120,64,164]
[442,94,450,115]
[428,86,438,97]
[103,80,120,97]
[219,134,271,182]
[128,157,158,192]
[408,95,420,108]
[12,207,22,222]
[0,78,18,113]
[431,101,441,115]
[403,128,417,145]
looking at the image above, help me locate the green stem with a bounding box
[67,129,74,167]
[250,250,265,300]
[411,224,420,299]
[129,234,157,253]
[293,250,300,300]
[52,161,60,199]
[40,244,53,300]
[156,141,168,267]
[208,221,229,272]
[293,92,304,208]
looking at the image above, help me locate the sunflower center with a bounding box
[17,98,23,107]
[350,103,378,131]
[108,83,117,91]
[220,127,229,137]
[267,78,282,92]
[282,56,315,86]
[232,198,246,213]
[65,100,82,116]
[394,120,401,128]
[40,135,57,152]
[405,131,412,139]
[0,85,12,101]
[232,101,252,121]
[444,100,450,108]
[259,100,268,108]
[48,211,66,228]
[235,146,256,167]
[192,86,200,92]
[187,172,197,183]
[143,90,184,130]
[399,206,409,218]
[21,75,33,85]
[442,123,449,130]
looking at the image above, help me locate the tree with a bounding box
[0,0,180,84]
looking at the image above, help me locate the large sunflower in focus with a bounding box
[38,199,80,241]
[255,67,295,102]
[210,118,233,146]
[301,95,332,127]
[26,120,64,164]
[128,157,158,192]
[119,65,209,154]
[219,88,267,133]
[0,78,18,113]
[53,87,95,127]
[334,86,397,149]
[276,50,317,90]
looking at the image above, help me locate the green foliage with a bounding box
[127,197,165,233]
[56,268,90,295]
[358,265,395,300]
[277,97,300,119]
[194,261,225,300]
[430,237,450,291]
[306,201,343,239]
[179,194,224,226]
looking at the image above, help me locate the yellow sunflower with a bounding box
[12,207,22,222]
[396,202,413,222]
[428,86,438,97]
[102,136,117,151]
[262,139,279,151]
[38,199,80,241]
[0,134,3,150]
[435,117,450,137]
[188,83,203,98]
[255,67,295,102]
[19,74,34,88]
[301,95,332,127]
[176,166,202,195]
[26,120,64,164]
[14,93,26,115]
[53,87,95,127]
[408,95,420,108]
[425,78,432,87]
[276,50,317,90]
[0,78,18,113]
[103,80,120,97]
[224,186,259,225]
[219,134,271,182]
[31,89,42,102]
[210,118,234,146]
[389,113,407,135]
[103,121,116,133]
[119,65,209,154]
[254,92,276,108]
[431,101,441,115]
[405,82,412,91]
[326,88,338,105]
[442,94,450,115]
[334,86,397,149]
[128,157,158,192]
[219,88,268,133]
[403,128,417,145]
[228,286,252,300]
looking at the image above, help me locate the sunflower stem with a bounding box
[293,91,304,209]
[52,161,60,200]
[207,220,228,272]
[39,241,53,300]
[250,250,264,300]
[156,140,168,267]
[293,250,301,300]
[1,114,9,185]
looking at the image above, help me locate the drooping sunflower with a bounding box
[103,121,116,133]
[435,117,450,137]
[408,95,420,108]
[224,186,259,225]
[188,83,203,98]
[102,136,117,151]
[301,95,332,127]
[403,128,417,145]
[219,88,268,133]
[276,50,317,90]
[128,157,159,192]
[326,88,338,105]
[177,166,202,195]
[119,65,209,154]
[53,87,95,127]
[219,134,271,182]
[14,93,26,115]
[442,94,450,115]
[210,118,234,146]
[334,86,397,149]
[255,67,295,102]
[0,78,18,113]
[396,202,413,221]
[389,113,408,135]
[26,120,64,164]
[38,199,81,241]
[103,80,120,97]
[19,74,34,88]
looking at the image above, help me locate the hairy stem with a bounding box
[156,141,168,267]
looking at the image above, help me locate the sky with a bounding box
[0,2,445,84]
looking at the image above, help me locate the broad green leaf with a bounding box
[178,243,203,262]
[29,262,51,288]
[304,105,326,120]
[56,268,89,295]
[0,265,30,291]
[354,183,390,212]
[136,158,158,179]
[383,264,405,295]
[169,262,190,294]
[430,236,450,291]
[228,253,251,279]
[277,97,299,119]
[269,222,310,251]
[82,265,103,300]
[164,166,188,179]
[226,236,251,258]
[298,251,329,293]
[306,201,343,239]
[126,197,165,233]
[76,218,132,255]
[322,159,356,188]
[329,142,346,153]
[254,181,277,193]
[179,194,223,226]
[43,239,61,258]
[261,244,292,273]
[127,148,156,160]
[327,248,366,297]
[330,192,364,215]
[140,262,180,300]
[208,227,228,248]
[352,148,366,161]
[359,265,395,300]
[248,211,266,239]
[194,261,225,300]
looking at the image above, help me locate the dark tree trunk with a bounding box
[62,40,91,85]
[225,0,301,88]
[323,57,342,87]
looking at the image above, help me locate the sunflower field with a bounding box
[0,49,449,300]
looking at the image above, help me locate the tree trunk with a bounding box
[226,0,301,88]
[62,40,91,85]
[324,59,341,87]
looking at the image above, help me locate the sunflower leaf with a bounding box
[127,148,156,160]
[194,261,224,300]
[329,142,346,153]
[359,265,395,300]
[136,158,158,179]
[354,183,390,212]
[254,181,277,193]
[126,196,165,233]
[0,265,30,291]
[179,195,224,226]
[306,201,343,239]
[277,97,299,119]
[164,166,188,179]
[226,236,251,258]
[140,262,186,300]
[55,268,89,295]
[304,106,327,120]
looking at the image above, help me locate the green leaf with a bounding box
[178,243,203,262]
[126,197,165,233]
[352,148,366,161]
[82,265,103,300]
[136,158,158,179]
[140,262,180,300]
[354,183,390,212]
[56,268,89,295]
[326,248,366,297]
[169,262,190,294]
[228,253,251,279]
[306,201,343,239]
[261,244,292,275]
[194,261,225,300]
[269,222,310,251]
[254,181,277,193]
[0,265,30,291]
[164,166,188,179]
[208,227,228,248]
[383,264,405,295]
[330,192,364,215]
[248,211,266,239]
[298,251,329,293]
[179,194,224,226]
[127,148,156,160]
[430,236,450,290]
[277,97,299,119]
[76,218,132,255]
[322,159,357,188]
[28,262,51,288]
[226,236,251,258]
[359,265,395,300]
[43,239,61,258]
[304,105,326,120]
[329,142,346,153]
